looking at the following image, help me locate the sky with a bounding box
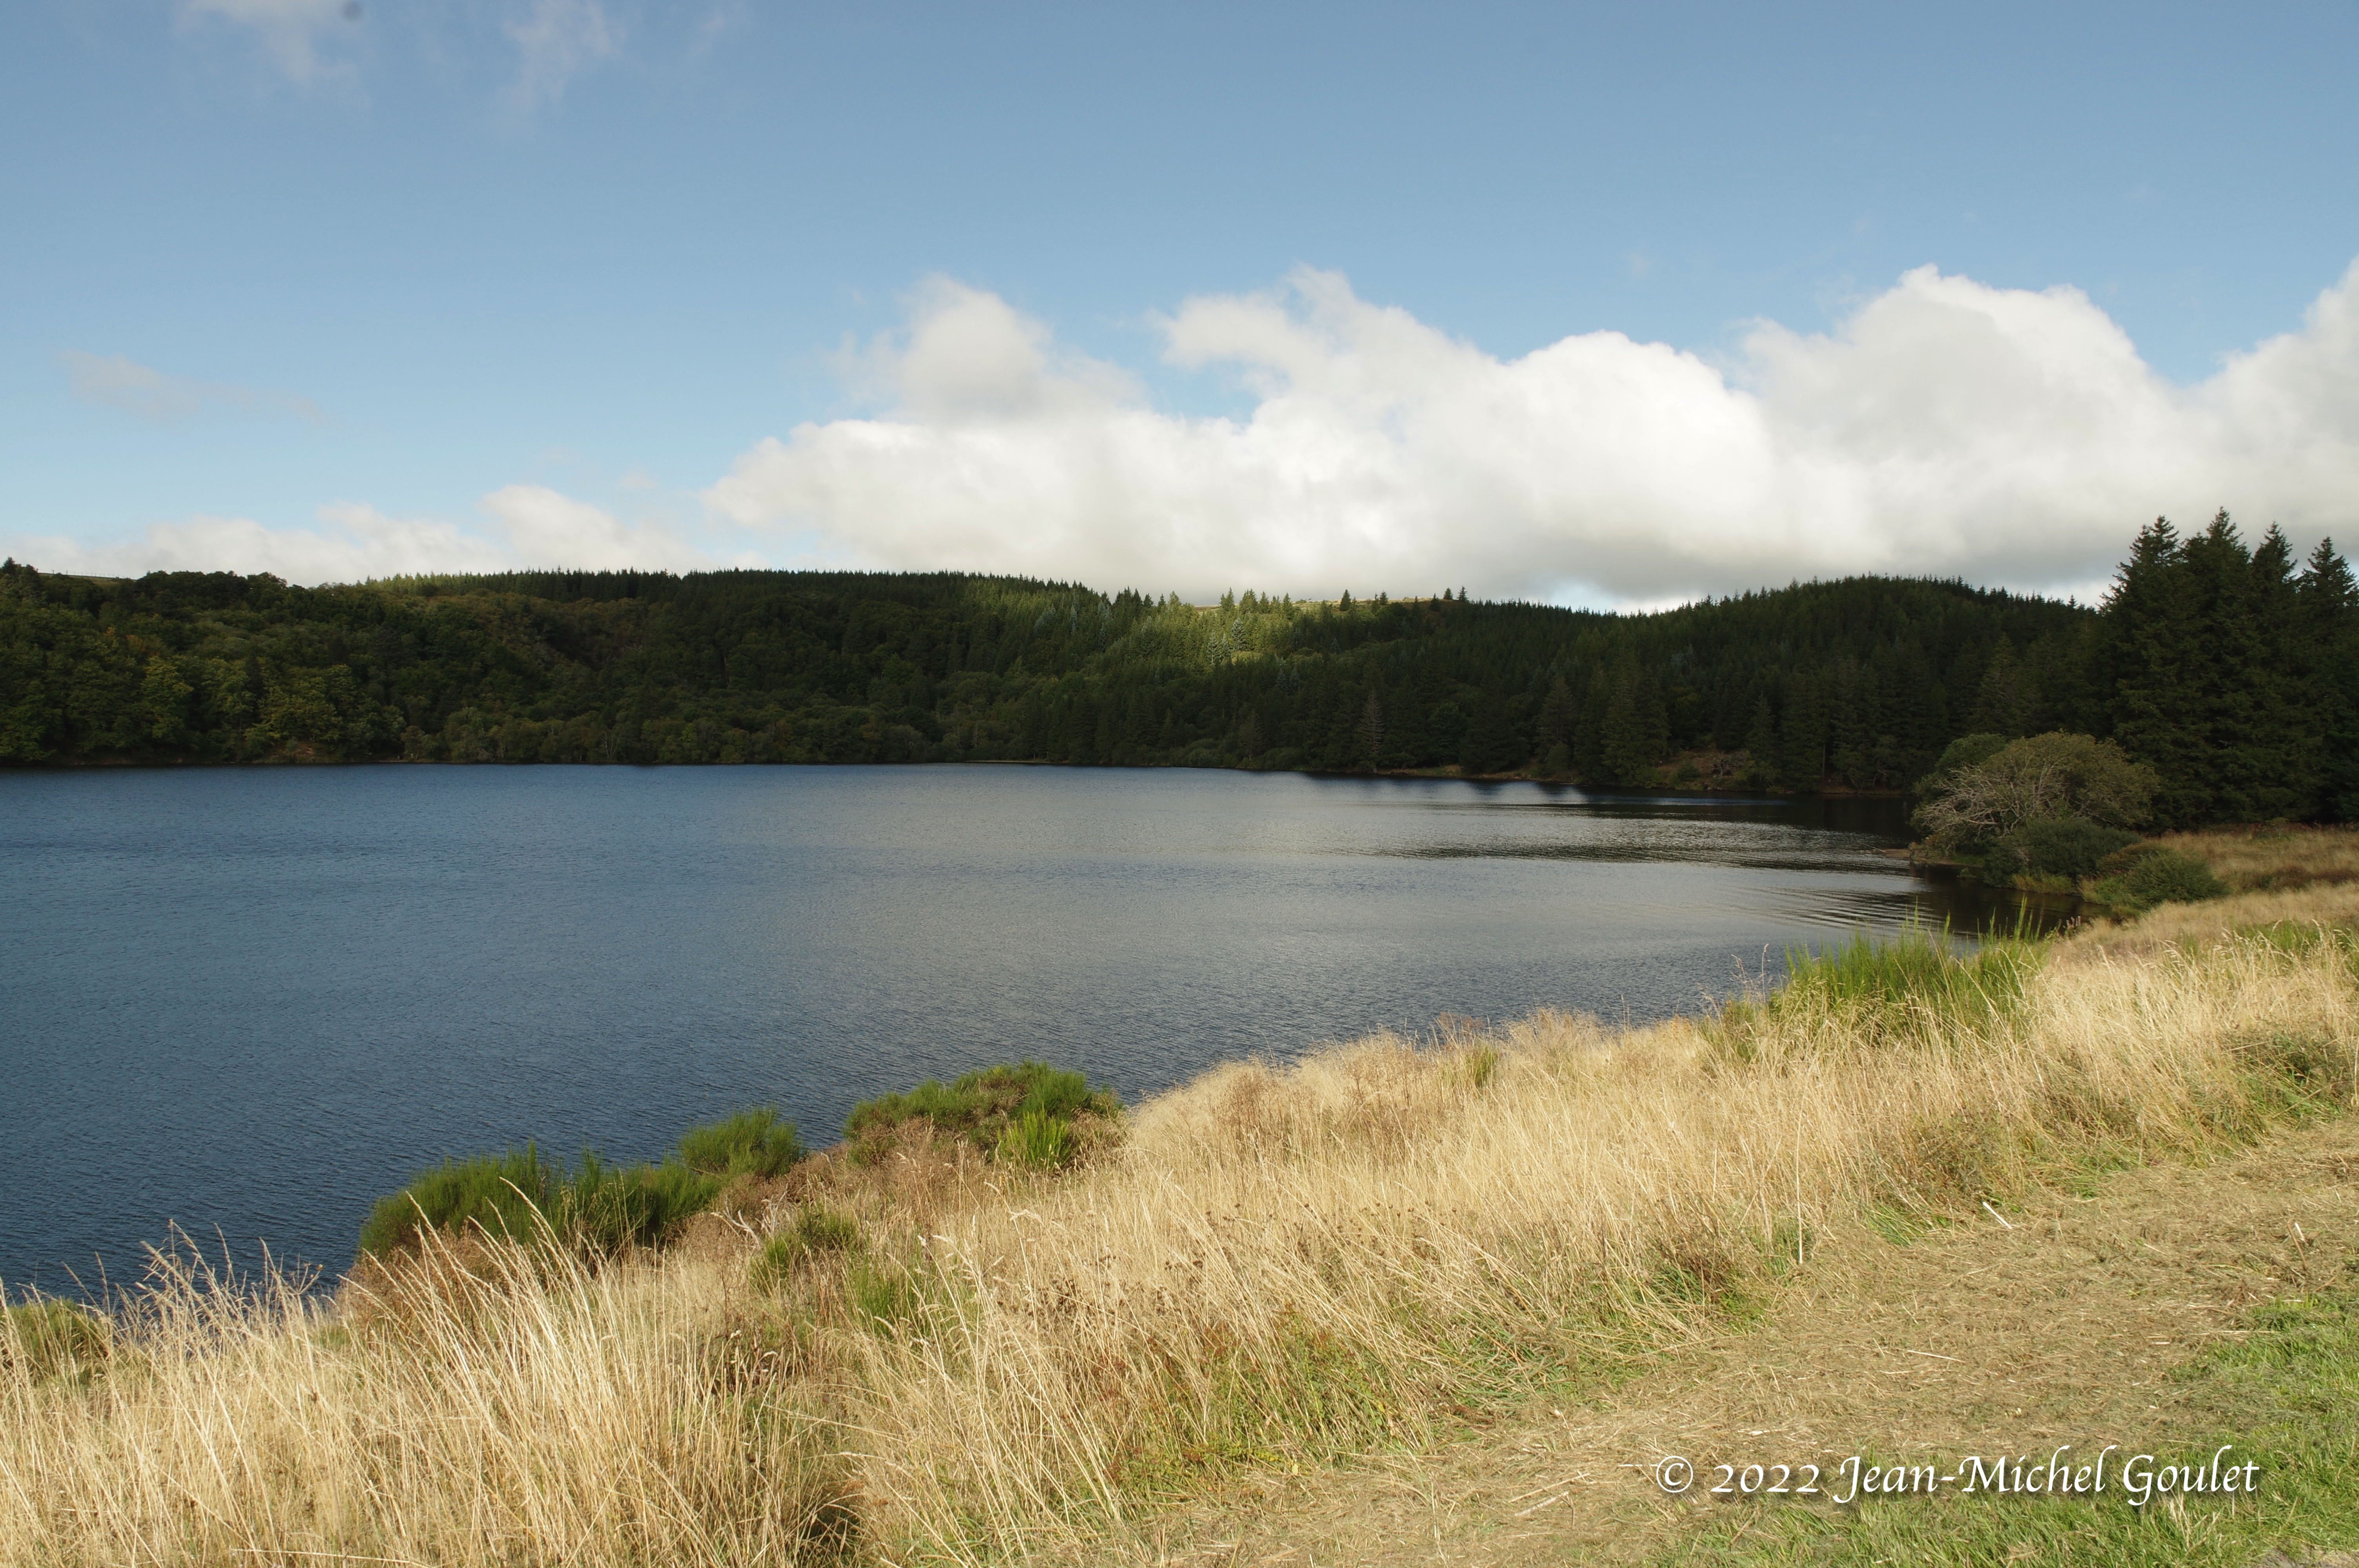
[4,2,2357,607]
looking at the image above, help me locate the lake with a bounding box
[0,764,2020,1295]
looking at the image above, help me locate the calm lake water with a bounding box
[0,765,2020,1295]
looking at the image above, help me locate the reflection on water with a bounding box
[2,766,2048,1292]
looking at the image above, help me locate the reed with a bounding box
[5,897,2354,1565]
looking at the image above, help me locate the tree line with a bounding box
[3,511,2350,826]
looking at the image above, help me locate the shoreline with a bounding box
[9,836,2355,1563]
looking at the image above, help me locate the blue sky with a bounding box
[6,1,2358,604]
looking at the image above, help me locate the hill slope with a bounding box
[0,561,2090,791]
[7,509,2352,826]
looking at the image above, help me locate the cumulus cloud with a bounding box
[502,0,620,112]
[62,352,326,425]
[6,491,709,586]
[181,0,360,85]
[707,262,2359,605]
[478,483,707,570]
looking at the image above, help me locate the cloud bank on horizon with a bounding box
[20,260,2359,608]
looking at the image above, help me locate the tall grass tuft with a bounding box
[752,1203,865,1290]
[994,1106,1077,1169]
[1714,923,2039,1056]
[1,1300,109,1385]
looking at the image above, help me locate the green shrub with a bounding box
[1973,838,2024,884]
[556,1154,718,1256]
[845,1060,1119,1165]
[358,1145,717,1258]
[357,1146,556,1256]
[2012,817,2140,880]
[3,1299,110,1382]
[676,1107,802,1179]
[2089,847,2229,913]
[751,1203,865,1290]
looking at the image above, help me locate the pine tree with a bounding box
[1601,653,1667,785]
[2100,518,2206,826]
[1572,668,1609,780]
[1779,670,1829,791]
[1969,636,2041,736]
[1742,695,1778,788]
[1235,707,1266,762]
[2245,524,2313,818]
[2178,512,2271,820]
[2300,538,2359,819]
[1355,687,1386,770]
[1458,693,1521,776]
[1535,673,1576,775]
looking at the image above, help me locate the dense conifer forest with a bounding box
[4,512,2352,825]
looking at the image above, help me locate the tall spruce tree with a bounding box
[2100,518,2208,826]
[1741,695,1778,788]
[2244,524,2315,818]
[1600,653,1667,785]
[1969,636,2041,736]
[2299,538,2359,820]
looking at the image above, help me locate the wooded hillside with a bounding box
[4,510,2351,825]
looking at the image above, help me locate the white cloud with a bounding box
[29,263,2359,606]
[502,0,620,113]
[480,484,707,570]
[6,491,709,586]
[62,352,326,425]
[706,262,2359,605]
[182,0,359,85]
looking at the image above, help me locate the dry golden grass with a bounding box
[2155,822,2359,891]
[2067,880,2359,958]
[2,1236,858,1565]
[5,894,2356,1566]
[1141,1092,2359,1566]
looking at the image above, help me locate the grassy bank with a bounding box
[6,891,2357,1564]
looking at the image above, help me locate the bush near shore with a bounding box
[6,884,2357,1564]
[1912,763,2354,915]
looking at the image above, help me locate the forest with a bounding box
[3,511,2352,827]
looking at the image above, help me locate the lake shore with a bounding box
[0,767,1957,1294]
[7,834,2356,1564]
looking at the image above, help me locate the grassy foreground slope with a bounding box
[5,861,2357,1564]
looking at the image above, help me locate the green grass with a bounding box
[1650,1276,2359,1567]
[676,1107,803,1179]
[1715,926,2041,1056]
[994,1106,1077,1169]
[844,1059,1119,1167]
[3,1299,110,1384]
[751,1203,865,1290]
